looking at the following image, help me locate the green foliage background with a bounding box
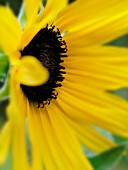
[0,0,128,170]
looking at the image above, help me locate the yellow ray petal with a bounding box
[0,122,11,164]
[12,123,30,170]
[27,103,44,170]
[39,111,74,170]
[65,73,125,92]
[27,102,57,170]
[56,0,128,45]
[24,0,42,30]
[62,82,128,124]
[22,0,67,49]
[71,123,116,153]
[31,145,43,170]
[0,6,22,56]
[45,102,93,170]
[63,46,128,90]
[67,45,128,58]
[6,69,27,122]
[6,86,29,170]
[21,25,40,49]
[37,0,68,26]
[27,101,82,170]
[57,86,128,138]
[14,56,49,86]
[65,65,128,90]
[54,100,116,153]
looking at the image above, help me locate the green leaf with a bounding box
[107,35,128,47]
[111,88,128,100]
[112,145,128,170]
[113,135,128,145]
[0,51,9,80]
[89,145,126,170]
[0,77,9,102]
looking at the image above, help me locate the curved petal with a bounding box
[54,100,116,153]
[0,122,11,164]
[0,6,22,56]
[64,46,128,90]
[37,0,68,26]
[27,100,93,170]
[57,85,128,138]
[55,0,128,45]
[27,102,57,170]
[45,102,93,170]
[24,0,42,30]
[7,68,27,122]
[22,0,68,48]
[40,110,77,170]
[12,122,30,170]
[14,56,49,86]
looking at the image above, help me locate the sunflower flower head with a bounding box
[0,0,128,170]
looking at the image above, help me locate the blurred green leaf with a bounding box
[108,35,128,47]
[111,88,128,100]
[113,135,128,145]
[0,99,8,129]
[0,77,9,102]
[89,145,126,170]
[112,145,128,170]
[0,51,9,81]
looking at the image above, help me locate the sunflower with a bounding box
[0,0,128,170]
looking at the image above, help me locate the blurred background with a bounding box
[0,0,128,170]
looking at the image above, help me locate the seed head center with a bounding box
[20,25,67,107]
